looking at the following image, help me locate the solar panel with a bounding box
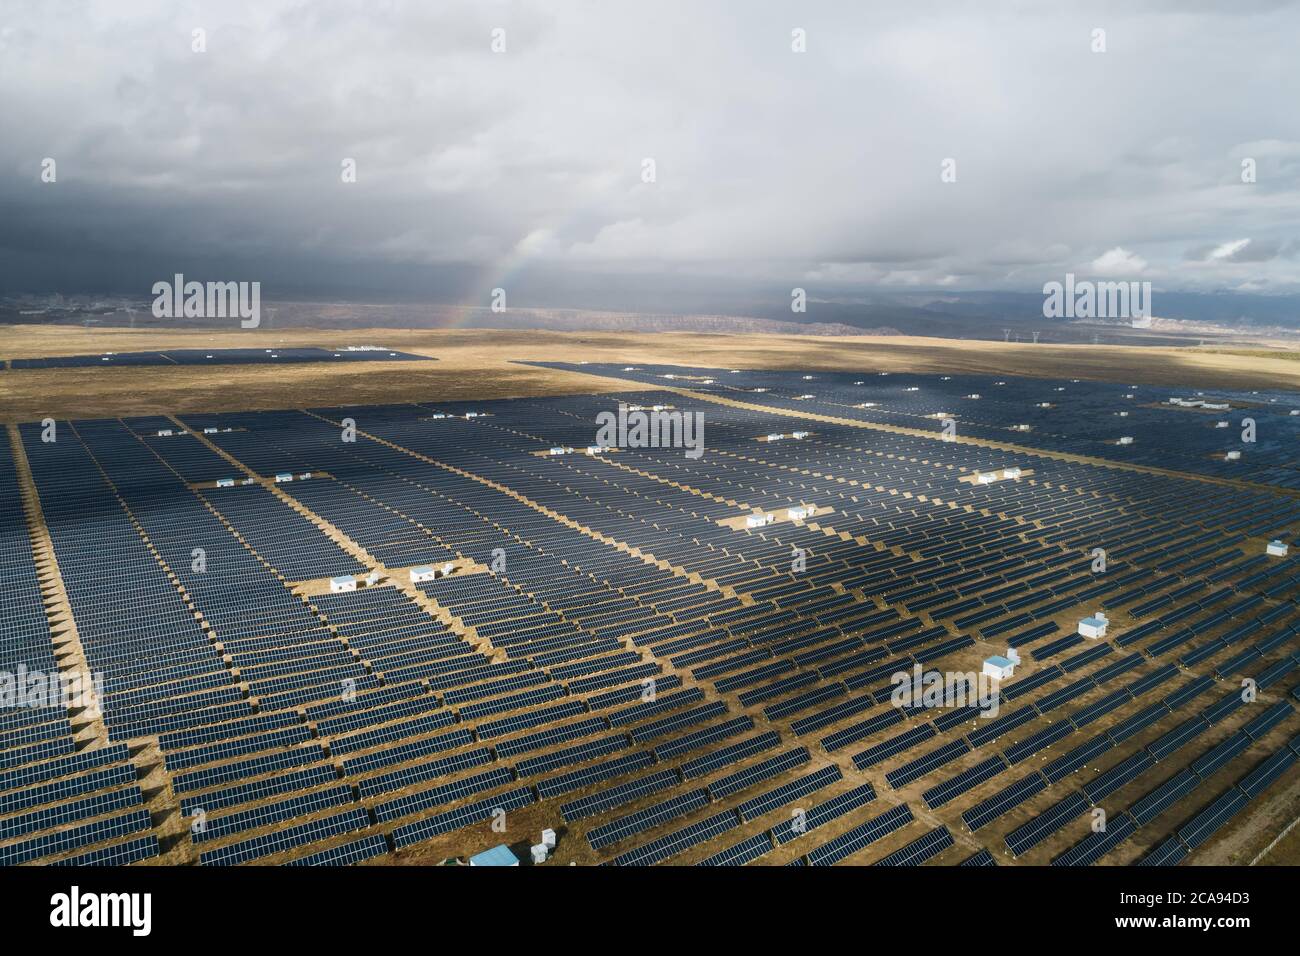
[772,782,877,844]
[1237,746,1298,799]
[695,832,774,867]
[652,716,754,761]
[390,787,535,846]
[1177,788,1248,849]
[0,807,153,866]
[192,785,354,843]
[609,809,739,866]
[199,807,372,866]
[49,835,161,867]
[1135,834,1188,866]
[962,771,1046,831]
[587,789,711,850]
[804,803,914,866]
[560,769,681,822]
[872,825,954,866]
[1004,791,1088,856]
[1130,768,1201,826]
[923,755,1007,809]
[1051,812,1136,867]
[283,833,391,866]
[680,732,781,779]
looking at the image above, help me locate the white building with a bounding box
[329,575,357,593]
[1266,539,1289,557]
[791,431,810,440]
[982,654,1017,681]
[1117,436,1134,445]
[976,472,997,484]
[530,844,549,864]
[215,477,235,488]
[1225,450,1241,461]
[410,565,437,584]
[1002,467,1022,479]
[1078,612,1109,639]
[541,829,557,848]
[274,472,293,483]
[745,513,775,528]
[156,429,173,437]
[788,505,816,521]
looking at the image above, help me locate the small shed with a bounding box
[469,845,519,867]
[410,565,436,583]
[215,478,235,488]
[1078,612,1109,639]
[274,472,293,483]
[982,655,1016,681]
[329,575,357,593]
[1266,539,1289,557]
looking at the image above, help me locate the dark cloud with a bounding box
[2,0,1299,302]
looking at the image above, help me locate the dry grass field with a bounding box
[3,324,1299,424]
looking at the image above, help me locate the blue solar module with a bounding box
[872,825,954,866]
[1130,768,1201,826]
[1135,835,1188,866]
[283,833,391,866]
[803,803,914,866]
[587,789,711,850]
[50,835,162,867]
[390,787,535,847]
[772,782,878,844]
[1178,788,1248,849]
[679,732,781,779]
[0,808,153,866]
[695,832,775,867]
[199,807,372,865]
[609,809,739,866]
[1005,791,1088,856]
[1051,812,1136,866]
[1237,746,1298,799]
[560,769,682,822]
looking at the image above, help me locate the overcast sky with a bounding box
[2,0,1299,303]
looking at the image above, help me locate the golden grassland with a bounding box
[2,324,1298,423]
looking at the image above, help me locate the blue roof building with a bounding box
[469,844,519,867]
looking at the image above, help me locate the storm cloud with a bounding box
[2,0,1299,303]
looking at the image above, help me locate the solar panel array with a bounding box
[4,362,1299,865]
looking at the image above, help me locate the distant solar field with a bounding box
[6,347,432,369]
[3,365,1299,867]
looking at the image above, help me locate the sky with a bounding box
[2,0,1299,306]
